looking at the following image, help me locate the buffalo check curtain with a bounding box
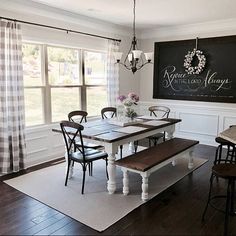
[0,20,26,173]
[107,40,120,107]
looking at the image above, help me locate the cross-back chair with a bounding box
[68,110,88,123]
[101,107,124,159]
[68,110,103,150]
[101,107,117,119]
[60,120,108,194]
[148,105,170,146]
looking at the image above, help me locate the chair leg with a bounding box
[154,138,158,146]
[202,173,214,222]
[120,145,123,159]
[230,180,235,215]
[134,141,138,153]
[224,180,231,236]
[105,158,109,180]
[88,162,93,176]
[65,159,71,186]
[163,132,166,142]
[81,165,86,194]
[148,138,151,147]
[88,163,91,176]
[214,145,220,164]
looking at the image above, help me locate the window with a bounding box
[22,43,108,126]
[22,44,44,126]
[84,51,107,116]
[84,51,107,85]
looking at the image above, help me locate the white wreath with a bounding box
[183,48,206,75]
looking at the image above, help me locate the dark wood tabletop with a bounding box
[52,118,181,143]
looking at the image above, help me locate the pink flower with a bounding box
[128,92,139,103]
[117,95,127,102]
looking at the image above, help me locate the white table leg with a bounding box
[141,172,149,201]
[122,168,129,195]
[166,125,175,140]
[188,150,194,169]
[105,144,118,194]
[129,142,135,153]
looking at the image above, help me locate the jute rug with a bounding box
[5,148,207,232]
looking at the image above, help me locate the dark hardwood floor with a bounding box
[1,144,236,235]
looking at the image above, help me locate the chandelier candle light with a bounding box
[114,0,153,74]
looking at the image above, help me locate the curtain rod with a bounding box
[0,16,122,42]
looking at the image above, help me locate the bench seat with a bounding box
[115,138,199,201]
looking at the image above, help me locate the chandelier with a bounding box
[114,0,153,74]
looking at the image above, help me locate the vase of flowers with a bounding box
[117,92,139,119]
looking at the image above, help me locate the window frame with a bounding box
[23,41,108,127]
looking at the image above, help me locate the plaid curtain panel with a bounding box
[0,20,26,173]
[107,40,120,107]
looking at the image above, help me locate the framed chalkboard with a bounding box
[153,35,236,103]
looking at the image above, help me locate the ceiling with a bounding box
[30,0,236,29]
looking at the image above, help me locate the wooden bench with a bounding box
[115,138,199,201]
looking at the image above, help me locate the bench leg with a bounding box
[172,159,177,166]
[141,173,149,201]
[122,168,129,196]
[188,150,194,169]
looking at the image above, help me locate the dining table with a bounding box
[53,116,181,194]
[218,125,236,144]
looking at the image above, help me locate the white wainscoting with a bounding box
[25,123,65,168]
[139,101,236,146]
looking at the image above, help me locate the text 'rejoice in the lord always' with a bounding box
[161,65,232,93]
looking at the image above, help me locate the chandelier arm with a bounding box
[115,61,132,70]
[136,61,153,70]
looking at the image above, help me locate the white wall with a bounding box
[139,20,236,146]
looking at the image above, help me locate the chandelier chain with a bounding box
[195,37,198,50]
[133,0,136,37]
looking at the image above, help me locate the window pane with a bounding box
[87,87,108,116]
[48,47,80,85]
[84,51,107,85]
[51,88,81,122]
[24,88,44,126]
[22,44,42,86]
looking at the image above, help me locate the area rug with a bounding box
[5,149,207,232]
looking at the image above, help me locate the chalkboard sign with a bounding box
[153,35,236,103]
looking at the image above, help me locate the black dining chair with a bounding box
[68,110,103,150]
[60,120,108,194]
[68,110,104,176]
[68,110,88,123]
[101,107,117,119]
[101,107,124,159]
[147,106,170,146]
[133,105,170,152]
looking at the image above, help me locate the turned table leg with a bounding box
[122,168,129,195]
[105,144,118,194]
